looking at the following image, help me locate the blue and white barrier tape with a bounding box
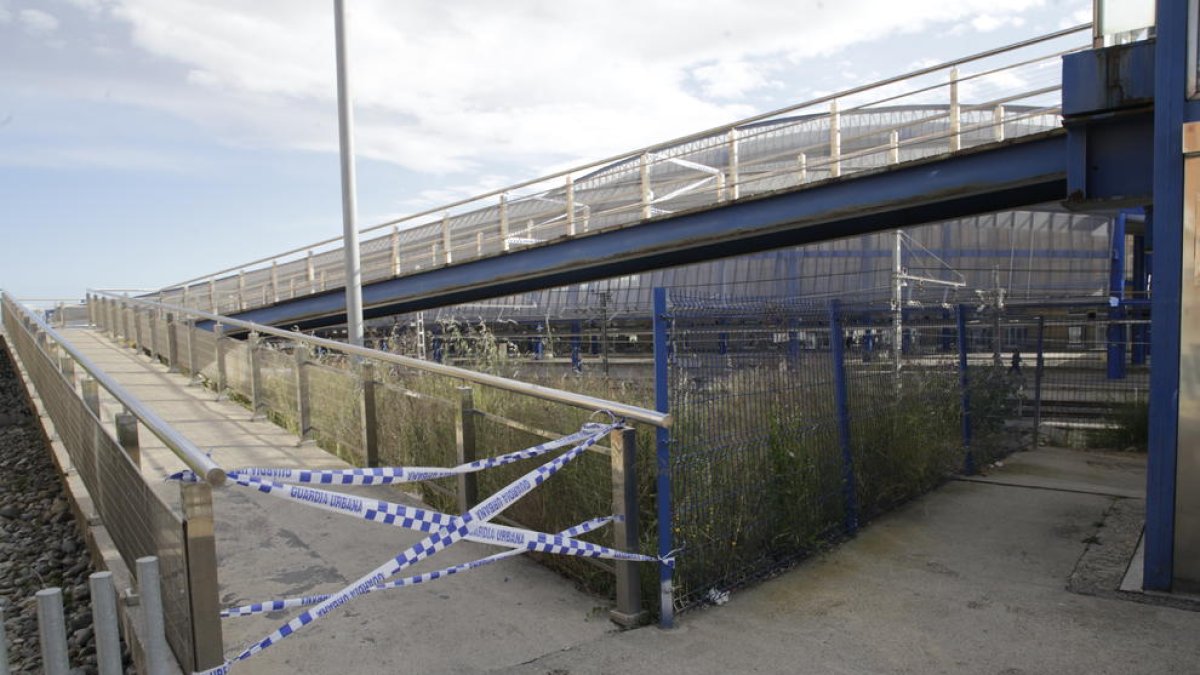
[222,517,616,618]
[225,426,599,485]
[197,420,621,675]
[209,470,651,563]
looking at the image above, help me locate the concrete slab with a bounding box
[61,328,616,674]
[499,478,1200,675]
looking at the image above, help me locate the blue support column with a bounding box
[652,287,675,627]
[1108,212,1128,379]
[957,304,974,475]
[827,300,859,534]
[1145,0,1191,591]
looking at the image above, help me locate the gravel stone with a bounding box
[0,339,133,673]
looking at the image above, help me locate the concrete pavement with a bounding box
[60,327,1200,674]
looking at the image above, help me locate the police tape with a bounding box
[196,419,669,675]
[221,517,615,618]
[224,425,600,485]
[211,472,657,564]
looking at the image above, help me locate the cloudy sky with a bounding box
[0,0,1091,301]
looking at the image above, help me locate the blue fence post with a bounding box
[828,299,859,534]
[957,304,974,475]
[652,287,675,628]
[1107,212,1128,379]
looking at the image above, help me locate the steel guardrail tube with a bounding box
[3,292,226,485]
[89,290,671,429]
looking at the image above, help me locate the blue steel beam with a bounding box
[225,132,1068,331]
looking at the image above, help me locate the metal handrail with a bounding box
[3,293,227,485]
[89,290,672,429]
[161,23,1091,293]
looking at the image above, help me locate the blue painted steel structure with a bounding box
[827,299,859,534]
[957,304,974,475]
[1107,212,1127,379]
[220,133,1069,331]
[652,287,675,627]
[1144,0,1194,592]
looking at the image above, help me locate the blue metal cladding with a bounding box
[1144,0,1193,591]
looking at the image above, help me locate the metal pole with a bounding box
[137,556,169,675]
[334,0,365,347]
[89,571,123,675]
[0,600,9,675]
[455,386,478,514]
[1033,316,1045,452]
[828,299,858,533]
[36,588,70,675]
[609,425,647,627]
[893,229,904,378]
[652,287,675,628]
[957,304,974,475]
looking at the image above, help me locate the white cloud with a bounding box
[19,8,60,36]
[693,60,780,99]
[971,14,1026,32]
[9,0,1058,179]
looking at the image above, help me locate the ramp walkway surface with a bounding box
[60,327,616,674]
[57,326,1200,674]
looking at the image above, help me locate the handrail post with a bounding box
[390,226,401,276]
[90,571,123,675]
[128,307,138,353]
[295,343,312,442]
[179,482,224,671]
[797,152,808,184]
[208,278,217,314]
[609,425,648,627]
[455,386,478,514]
[499,194,510,251]
[949,66,961,152]
[993,103,1006,142]
[829,99,842,178]
[889,130,900,165]
[360,362,380,467]
[639,152,653,219]
[116,411,140,467]
[214,323,228,399]
[726,128,740,201]
[166,313,180,373]
[565,173,576,236]
[237,270,246,311]
[270,261,279,303]
[248,331,263,419]
[442,212,453,265]
[82,377,101,416]
[307,250,317,294]
[149,308,160,363]
[58,352,75,381]
[87,293,96,327]
[186,319,199,382]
